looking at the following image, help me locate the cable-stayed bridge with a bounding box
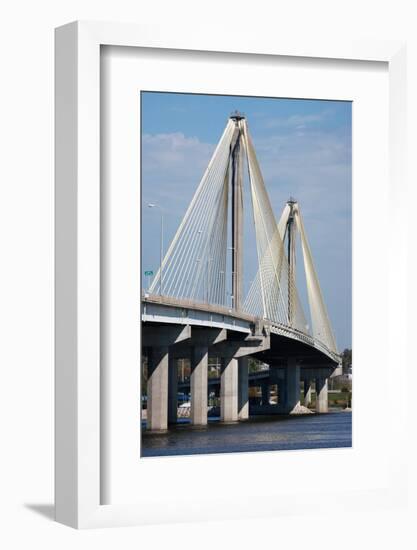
[142,112,342,431]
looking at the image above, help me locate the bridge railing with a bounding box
[269,321,341,364]
[142,292,258,322]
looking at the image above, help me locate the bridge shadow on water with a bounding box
[141,411,352,457]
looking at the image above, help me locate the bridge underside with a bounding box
[254,332,338,369]
[141,306,341,430]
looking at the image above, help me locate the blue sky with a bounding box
[141,91,352,351]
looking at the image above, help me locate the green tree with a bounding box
[341,348,352,376]
[248,358,262,373]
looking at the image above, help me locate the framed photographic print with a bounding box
[55,21,407,528]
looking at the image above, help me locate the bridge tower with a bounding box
[230,111,245,311]
[286,197,297,326]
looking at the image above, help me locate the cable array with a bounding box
[241,121,309,335]
[149,119,236,305]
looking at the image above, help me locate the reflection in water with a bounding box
[141,411,352,457]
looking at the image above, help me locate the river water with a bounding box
[141,410,352,457]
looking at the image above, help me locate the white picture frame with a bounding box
[55,21,407,529]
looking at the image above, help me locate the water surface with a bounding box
[141,411,352,457]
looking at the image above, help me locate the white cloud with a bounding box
[142,127,351,238]
[263,112,328,129]
[142,132,215,206]
[143,132,213,170]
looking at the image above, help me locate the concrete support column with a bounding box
[285,357,300,413]
[238,357,249,420]
[261,382,269,406]
[315,377,329,413]
[168,356,178,425]
[277,379,286,406]
[147,346,169,431]
[303,378,312,407]
[220,357,238,422]
[190,346,208,426]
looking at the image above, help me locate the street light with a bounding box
[148,203,164,296]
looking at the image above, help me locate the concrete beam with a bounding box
[190,346,208,426]
[147,346,169,431]
[214,334,270,359]
[193,328,227,345]
[167,328,227,359]
[220,357,238,422]
[170,331,269,360]
[142,324,191,347]
[238,357,249,420]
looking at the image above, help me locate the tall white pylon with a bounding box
[293,202,338,353]
[246,198,338,354]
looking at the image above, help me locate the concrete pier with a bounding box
[190,346,208,426]
[303,378,312,407]
[285,357,300,413]
[147,346,169,431]
[238,357,249,420]
[315,377,328,413]
[261,382,269,406]
[277,379,286,408]
[220,357,238,422]
[168,356,178,425]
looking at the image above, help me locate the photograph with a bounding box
[140,91,352,457]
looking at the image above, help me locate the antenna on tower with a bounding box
[230,110,245,121]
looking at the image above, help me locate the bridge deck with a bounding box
[141,294,341,366]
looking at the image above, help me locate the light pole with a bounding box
[148,203,164,296]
